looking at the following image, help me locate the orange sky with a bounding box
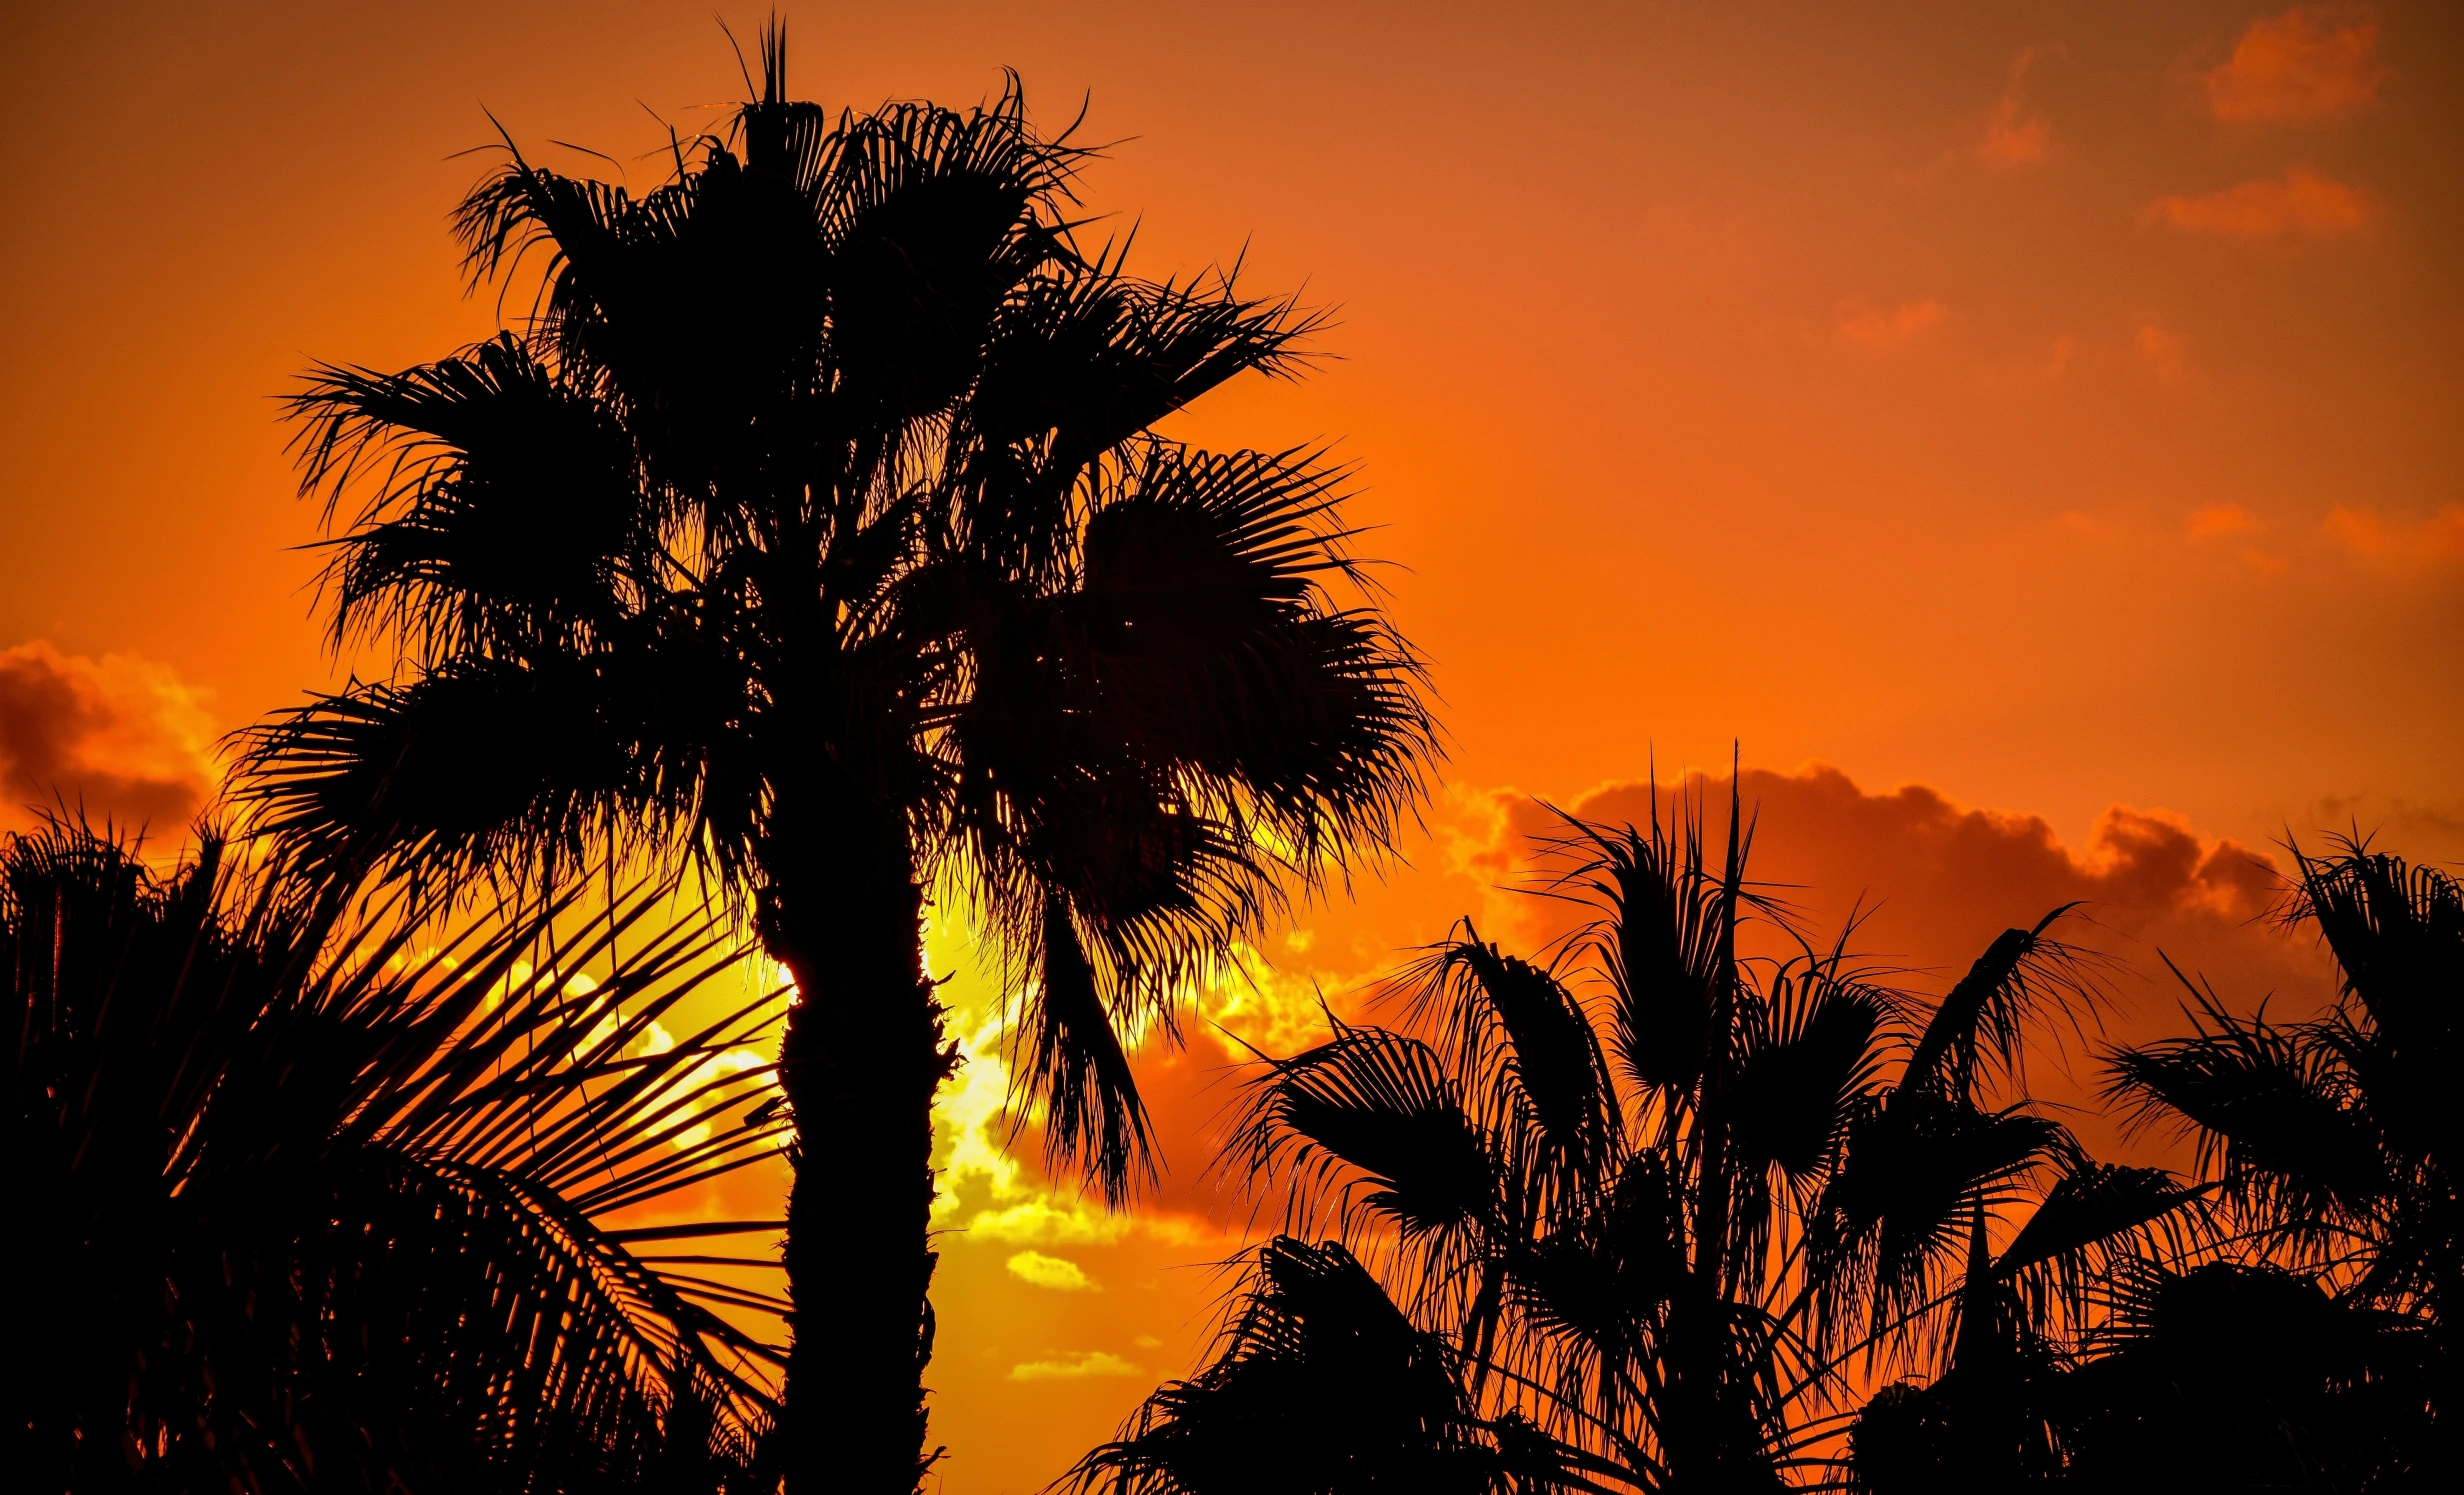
[4,3,2460,1487]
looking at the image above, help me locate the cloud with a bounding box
[2186,503,2261,538]
[0,640,217,833]
[1006,1250,1098,1292]
[1976,48,2053,167]
[2206,4,2389,122]
[1512,770,2291,954]
[2135,324,2190,383]
[2141,167,2371,238]
[1836,299,1948,349]
[2322,503,2464,569]
[1009,1350,1144,1382]
[2184,505,2283,570]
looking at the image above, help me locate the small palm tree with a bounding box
[8,818,787,1492]
[1071,1236,1608,1495]
[1846,839,2459,1492]
[1076,791,2191,1492]
[233,27,1432,1490]
[2109,840,2459,1331]
[2083,838,2459,1486]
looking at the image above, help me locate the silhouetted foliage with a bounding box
[1850,839,2457,1491]
[232,22,1431,1489]
[8,819,786,1493]
[1078,788,2188,1491]
[1068,1237,1606,1495]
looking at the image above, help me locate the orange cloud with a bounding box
[2322,502,2464,569]
[2141,166,2372,238]
[2186,504,2284,571]
[2136,323,2189,383]
[0,641,218,833]
[1977,47,2052,167]
[1836,298,1947,348]
[2186,502,2261,538]
[2206,4,2389,122]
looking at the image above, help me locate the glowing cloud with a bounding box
[1008,1350,1144,1382]
[2206,4,2389,122]
[0,641,217,833]
[2141,167,2371,238]
[1006,1250,1099,1292]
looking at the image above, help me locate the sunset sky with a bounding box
[4,2,2459,1487]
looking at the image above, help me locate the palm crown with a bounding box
[235,30,1432,1490]
[1077,793,2199,1492]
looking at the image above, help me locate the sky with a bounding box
[3,2,2460,1487]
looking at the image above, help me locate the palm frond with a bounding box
[1013,892,1160,1206]
[1068,1237,1609,1495]
[9,820,785,1491]
[1898,906,2094,1106]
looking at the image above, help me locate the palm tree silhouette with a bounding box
[2109,840,2458,1337]
[2085,838,2458,1486]
[233,27,1432,1490]
[1075,790,2190,1492]
[1845,839,2457,1492]
[1071,1237,1607,1494]
[9,818,786,1492]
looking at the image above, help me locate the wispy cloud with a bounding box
[2186,503,2260,539]
[2141,167,2370,238]
[1977,47,2053,167]
[1836,298,1947,349]
[2135,324,2190,384]
[2184,503,2285,571]
[2207,4,2389,122]
[2322,503,2464,569]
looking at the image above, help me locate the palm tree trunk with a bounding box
[762,836,956,1495]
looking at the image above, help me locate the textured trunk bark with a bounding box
[763,829,955,1495]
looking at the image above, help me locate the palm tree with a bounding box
[8,817,787,1492]
[2089,838,2459,1484]
[1076,791,2191,1492]
[1845,839,2459,1491]
[2041,1258,2435,1492]
[2109,839,2458,1335]
[232,27,1433,1490]
[1070,1236,1608,1495]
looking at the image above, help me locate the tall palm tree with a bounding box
[233,27,1432,1490]
[8,818,787,1492]
[1076,792,2191,1492]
